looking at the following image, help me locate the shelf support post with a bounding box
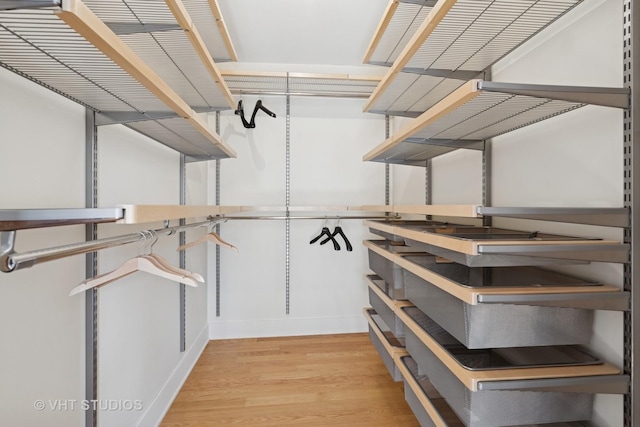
[179,154,186,352]
[624,0,640,424]
[482,140,492,227]
[215,111,222,318]
[385,115,390,206]
[84,109,98,427]
[285,74,291,315]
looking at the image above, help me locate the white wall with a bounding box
[392,0,624,426]
[0,66,86,427]
[0,66,211,426]
[96,124,203,427]
[208,95,386,338]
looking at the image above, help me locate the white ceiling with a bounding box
[217,0,389,72]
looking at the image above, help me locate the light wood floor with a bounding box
[161,333,419,426]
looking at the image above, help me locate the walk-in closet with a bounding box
[0,0,637,426]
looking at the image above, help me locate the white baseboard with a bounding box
[209,315,367,339]
[136,323,209,427]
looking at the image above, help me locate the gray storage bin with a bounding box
[368,283,404,338]
[400,356,464,427]
[398,356,587,427]
[403,266,595,348]
[365,308,405,382]
[402,307,595,427]
[367,240,436,300]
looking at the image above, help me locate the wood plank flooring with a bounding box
[161,333,419,426]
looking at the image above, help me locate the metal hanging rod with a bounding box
[1,214,397,273]
[214,215,397,221]
[1,220,216,273]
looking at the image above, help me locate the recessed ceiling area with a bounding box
[216,0,389,69]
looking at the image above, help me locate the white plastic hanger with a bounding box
[69,231,202,296]
[177,222,239,253]
[140,230,205,283]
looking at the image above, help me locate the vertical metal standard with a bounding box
[385,115,390,205]
[425,159,432,205]
[215,111,221,317]
[482,140,492,227]
[623,0,640,425]
[482,67,493,228]
[179,154,186,352]
[285,75,291,315]
[84,109,98,427]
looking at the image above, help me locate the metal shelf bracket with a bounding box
[0,0,59,10]
[478,81,631,109]
[0,231,16,265]
[104,22,181,35]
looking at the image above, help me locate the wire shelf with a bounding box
[82,0,232,110]
[223,72,380,98]
[365,80,629,164]
[182,0,235,62]
[365,1,435,66]
[126,117,229,161]
[366,0,584,115]
[0,1,236,160]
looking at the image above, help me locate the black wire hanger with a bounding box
[234,99,276,129]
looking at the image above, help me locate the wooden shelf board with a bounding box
[393,204,480,217]
[363,240,623,306]
[117,205,243,224]
[207,0,238,62]
[115,205,392,224]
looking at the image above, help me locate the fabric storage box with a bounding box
[363,308,406,382]
[403,263,595,348]
[367,240,436,300]
[400,307,599,427]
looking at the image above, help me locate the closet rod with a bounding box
[2,214,394,272]
[1,220,214,273]
[217,215,397,221]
